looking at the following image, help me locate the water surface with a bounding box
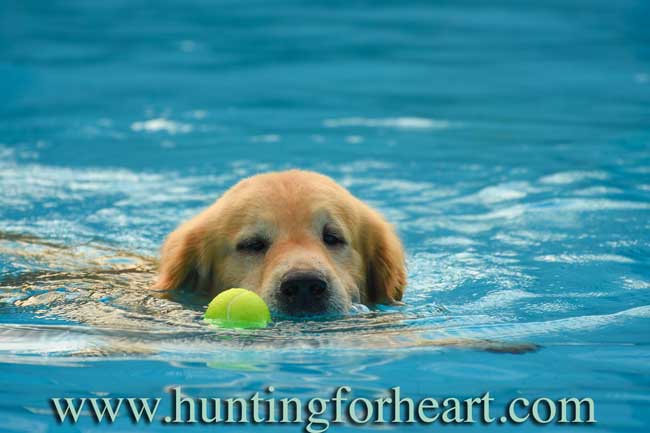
[1,1,649,431]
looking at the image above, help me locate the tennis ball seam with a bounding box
[226,291,248,321]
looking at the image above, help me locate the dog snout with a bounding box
[278,271,329,315]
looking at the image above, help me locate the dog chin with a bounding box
[263,290,352,319]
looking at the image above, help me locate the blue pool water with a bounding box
[1,0,649,431]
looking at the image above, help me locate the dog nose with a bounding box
[279,272,329,314]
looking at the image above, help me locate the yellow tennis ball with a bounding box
[204,288,271,329]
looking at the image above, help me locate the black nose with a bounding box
[279,272,329,314]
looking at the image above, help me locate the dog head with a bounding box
[153,170,406,316]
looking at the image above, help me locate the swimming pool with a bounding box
[1,0,649,431]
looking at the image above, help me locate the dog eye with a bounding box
[322,227,345,247]
[236,237,268,253]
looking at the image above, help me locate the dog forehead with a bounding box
[223,171,357,231]
[231,171,338,206]
[238,170,338,195]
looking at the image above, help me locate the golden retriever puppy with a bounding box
[152,170,406,316]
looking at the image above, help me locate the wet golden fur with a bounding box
[153,170,407,314]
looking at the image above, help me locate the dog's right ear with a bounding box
[151,216,217,293]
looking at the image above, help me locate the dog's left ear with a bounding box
[362,207,407,305]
